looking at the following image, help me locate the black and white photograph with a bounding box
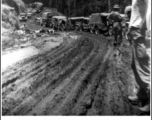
[1,0,151,118]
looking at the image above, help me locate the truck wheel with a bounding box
[108,27,113,36]
[90,29,94,33]
[95,29,99,34]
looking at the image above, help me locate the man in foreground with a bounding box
[127,0,151,114]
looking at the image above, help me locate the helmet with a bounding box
[113,4,120,9]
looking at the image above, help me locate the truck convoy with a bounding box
[22,7,127,36]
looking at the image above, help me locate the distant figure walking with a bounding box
[124,5,132,43]
[124,5,132,21]
[107,4,123,46]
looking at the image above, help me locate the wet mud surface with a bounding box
[2,32,141,115]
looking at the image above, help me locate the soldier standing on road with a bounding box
[124,5,132,43]
[124,5,132,21]
[127,0,151,113]
[107,4,123,46]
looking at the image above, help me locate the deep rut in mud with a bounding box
[2,33,139,115]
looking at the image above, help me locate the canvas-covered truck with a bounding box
[89,13,113,35]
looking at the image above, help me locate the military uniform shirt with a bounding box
[107,11,122,23]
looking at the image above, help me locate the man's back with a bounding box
[108,11,122,23]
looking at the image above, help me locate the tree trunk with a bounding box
[108,0,111,12]
[49,0,53,8]
[69,5,70,17]
[56,0,58,8]
[74,0,76,16]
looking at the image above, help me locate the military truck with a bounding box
[19,13,27,22]
[89,13,113,35]
[27,12,32,18]
[82,17,90,31]
[35,17,42,25]
[51,16,67,31]
[68,17,84,31]
[41,12,53,27]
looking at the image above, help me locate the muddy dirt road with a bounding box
[2,32,140,115]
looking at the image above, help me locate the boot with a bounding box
[138,101,150,112]
[138,89,150,112]
[128,95,140,105]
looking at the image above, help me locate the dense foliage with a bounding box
[22,0,132,16]
[2,0,26,15]
[3,0,132,17]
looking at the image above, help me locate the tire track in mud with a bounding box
[71,48,112,115]
[2,36,77,85]
[38,38,103,115]
[2,37,93,115]
[56,45,108,115]
[2,33,138,115]
[8,39,94,115]
[2,38,76,87]
[86,47,139,115]
[2,38,67,76]
[27,38,100,115]
[2,38,80,97]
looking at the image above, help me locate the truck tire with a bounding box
[95,29,99,34]
[108,26,113,36]
[90,29,94,33]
